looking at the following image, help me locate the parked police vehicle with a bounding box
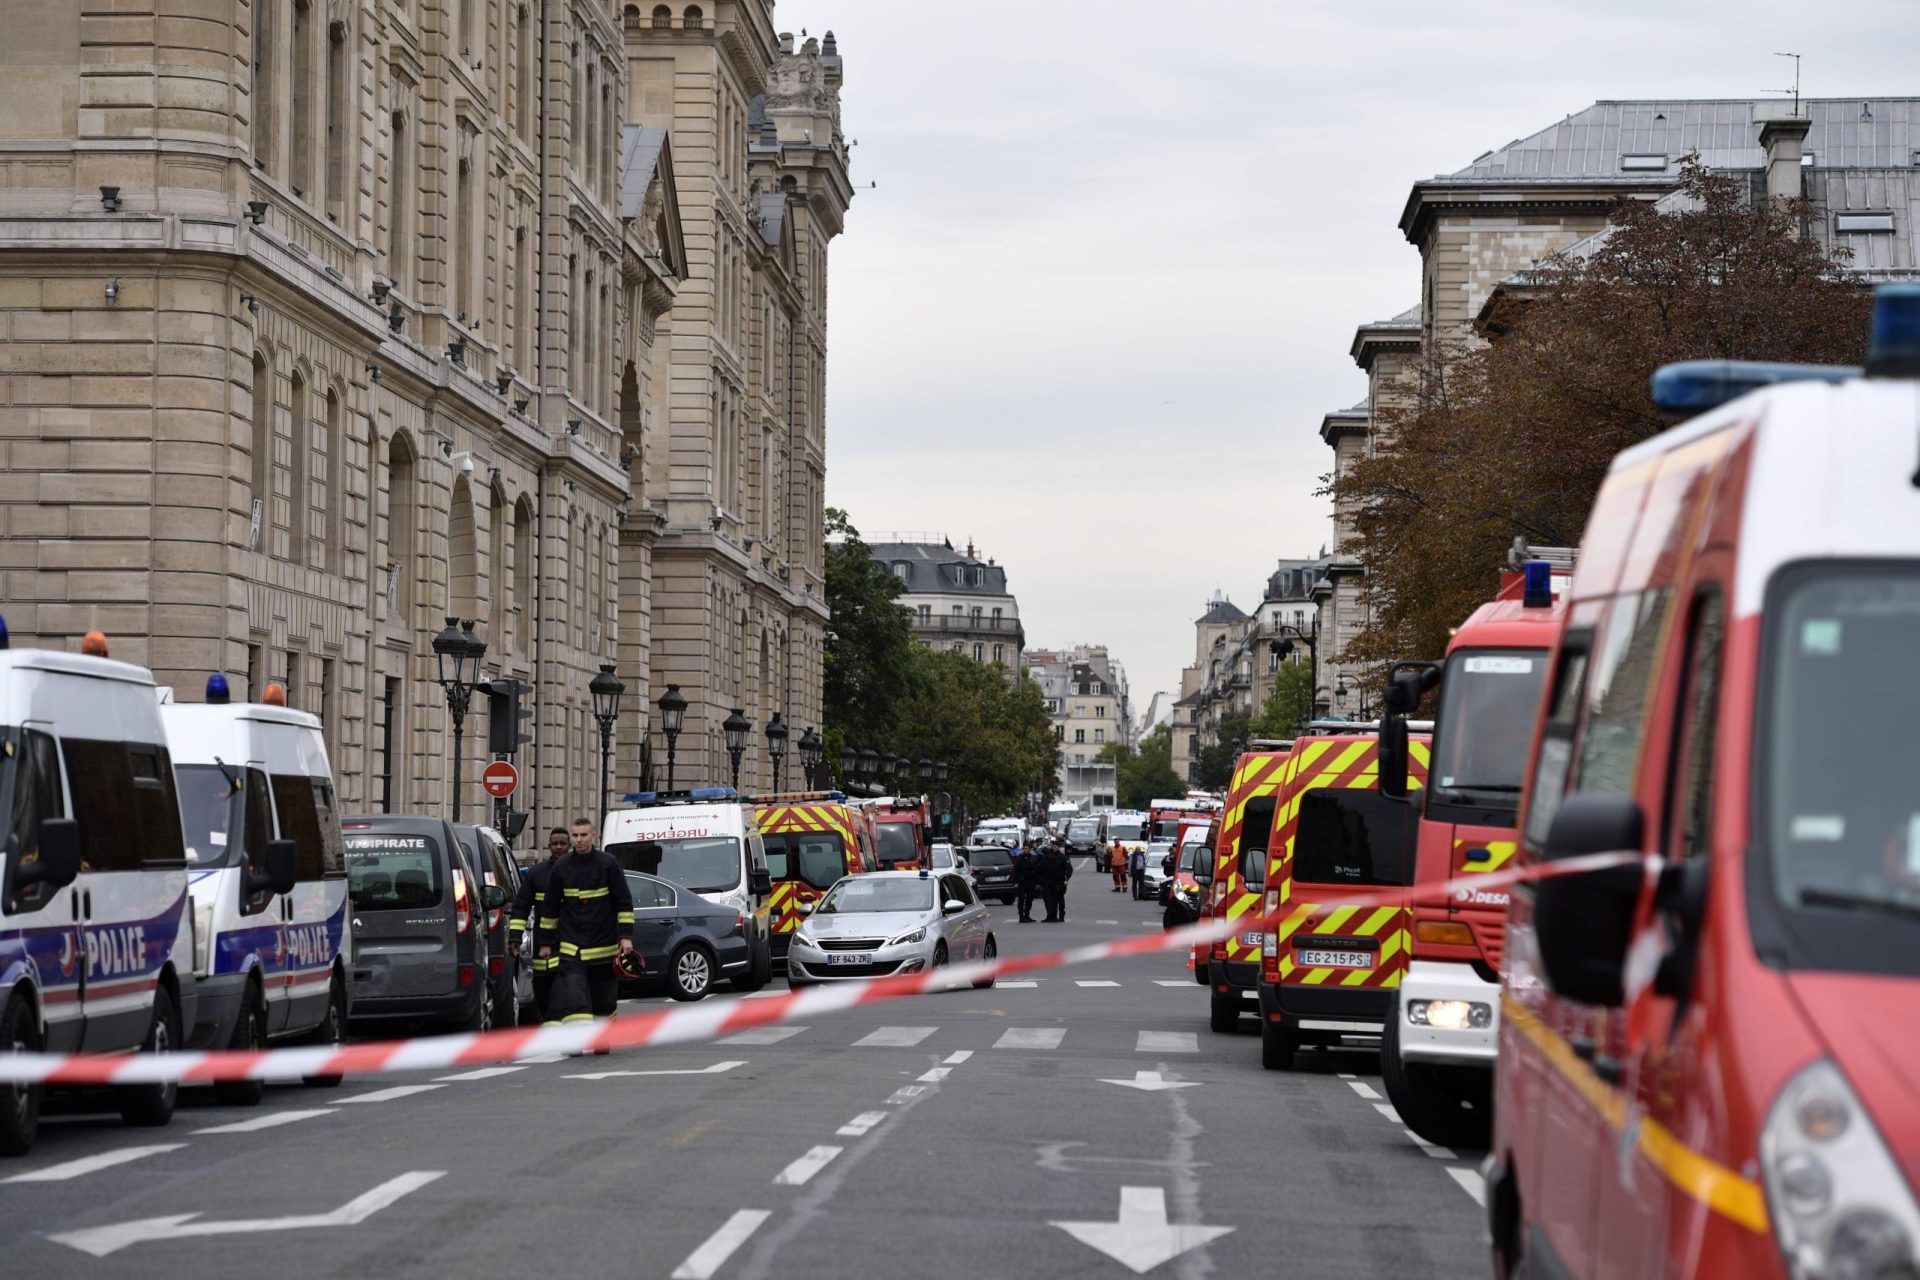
[341,813,506,1033]
[164,675,348,1103]
[0,624,199,1155]
[603,788,773,992]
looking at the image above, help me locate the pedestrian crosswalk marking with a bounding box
[917,1066,951,1083]
[339,1084,446,1104]
[773,1145,843,1186]
[720,1026,807,1046]
[943,1050,973,1064]
[1135,1031,1198,1054]
[997,981,1039,989]
[1153,980,1191,987]
[855,1026,937,1047]
[995,1027,1067,1050]
[1075,980,1120,988]
[837,1111,888,1137]
[434,1066,529,1082]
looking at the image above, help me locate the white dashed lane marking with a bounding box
[996,981,1039,989]
[1449,1167,1488,1206]
[836,1111,888,1137]
[943,1050,972,1064]
[917,1067,951,1083]
[773,1145,843,1186]
[1347,1080,1383,1100]
[887,1085,927,1104]
[995,1027,1067,1050]
[1153,980,1192,987]
[194,1109,337,1135]
[1136,1031,1199,1054]
[1075,980,1120,988]
[671,1209,772,1280]
[2,1144,185,1183]
[854,1026,936,1048]
[435,1066,529,1082]
[339,1084,446,1104]
[719,1026,807,1046]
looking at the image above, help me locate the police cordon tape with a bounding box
[0,850,1642,1085]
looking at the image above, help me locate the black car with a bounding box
[453,824,524,1026]
[618,872,755,1001]
[965,845,1017,904]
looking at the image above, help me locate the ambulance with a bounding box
[1256,726,1429,1070]
[1487,285,1920,1279]
[0,624,200,1155]
[604,788,773,991]
[1380,564,1564,1148]
[1200,743,1295,1032]
[164,676,350,1104]
[752,791,877,967]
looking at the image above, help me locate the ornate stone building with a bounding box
[0,0,850,828]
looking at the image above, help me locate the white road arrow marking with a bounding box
[1100,1070,1200,1092]
[563,1059,746,1081]
[48,1170,446,1257]
[1050,1186,1234,1275]
[3,1144,186,1183]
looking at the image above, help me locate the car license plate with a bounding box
[1296,947,1373,969]
[1241,930,1263,947]
[825,952,874,966]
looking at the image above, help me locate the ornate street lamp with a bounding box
[764,713,789,793]
[589,664,625,826]
[838,743,856,788]
[858,746,880,788]
[431,617,487,822]
[917,758,933,791]
[723,708,751,791]
[799,727,824,790]
[935,760,950,786]
[656,684,687,791]
[880,752,898,791]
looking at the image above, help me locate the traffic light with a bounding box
[487,678,534,755]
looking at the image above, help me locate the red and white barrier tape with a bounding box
[0,851,1640,1085]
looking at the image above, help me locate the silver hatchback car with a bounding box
[788,870,997,989]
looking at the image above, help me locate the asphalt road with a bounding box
[0,863,1491,1278]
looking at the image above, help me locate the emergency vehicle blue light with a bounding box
[1651,359,1860,414]
[1522,559,1553,609]
[205,673,231,704]
[0,614,9,651]
[619,786,739,806]
[1867,282,1920,378]
[620,791,659,804]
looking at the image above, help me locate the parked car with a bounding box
[962,844,1017,904]
[788,871,997,988]
[453,823,523,1026]
[341,814,506,1033]
[1140,839,1175,900]
[615,871,754,1001]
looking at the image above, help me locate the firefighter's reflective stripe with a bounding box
[537,915,560,929]
[559,941,622,961]
[508,916,529,932]
[530,954,559,972]
[564,886,611,899]
[615,911,635,925]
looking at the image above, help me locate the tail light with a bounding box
[734,912,746,935]
[488,955,504,976]
[453,869,472,936]
[457,963,475,988]
[1416,920,1475,946]
[484,872,503,931]
[1211,882,1228,909]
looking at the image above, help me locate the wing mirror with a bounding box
[250,838,299,897]
[942,898,965,915]
[481,884,510,911]
[1533,793,1646,1008]
[748,867,773,897]
[13,817,82,892]
[798,900,815,916]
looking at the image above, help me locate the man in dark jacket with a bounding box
[508,827,569,1022]
[534,818,635,1026]
[1012,843,1040,922]
[1039,843,1073,923]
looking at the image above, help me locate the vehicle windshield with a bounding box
[1067,818,1101,840]
[608,836,743,893]
[1763,569,1920,962]
[1428,648,1548,812]
[1180,843,1209,874]
[345,834,444,909]
[967,847,1012,868]
[873,822,919,867]
[817,877,934,914]
[929,844,956,869]
[176,763,242,866]
[1294,790,1418,887]
[1107,818,1145,841]
[1150,816,1191,841]
[765,831,847,890]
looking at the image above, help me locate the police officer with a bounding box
[508,827,570,1023]
[1040,841,1073,923]
[1013,841,1039,923]
[534,818,635,1029]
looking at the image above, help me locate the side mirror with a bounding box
[942,899,965,915]
[1533,793,1646,1007]
[748,867,773,897]
[1192,858,1213,887]
[798,900,815,916]
[481,884,510,911]
[252,838,299,897]
[14,817,82,892]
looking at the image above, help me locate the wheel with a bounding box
[0,991,43,1157]
[1209,988,1241,1034]
[669,945,715,1002]
[117,985,181,1127]
[458,982,494,1034]
[213,986,266,1107]
[302,976,346,1088]
[730,936,771,993]
[972,936,997,989]
[1260,1017,1297,1071]
[1381,1013,1492,1149]
[931,942,950,987]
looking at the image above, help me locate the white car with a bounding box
[1140,839,1176,899]
[787,871,997,989]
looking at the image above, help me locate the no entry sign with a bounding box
[482,760,519,798]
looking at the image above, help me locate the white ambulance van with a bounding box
[602,787,773,991]
[0,625,201,1155]
[163,675,348,1104]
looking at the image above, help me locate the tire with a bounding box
[1209,988,1241,1034]
[669,945,715,1002]
[972,936,997,989]
[1260,1016,1297,1072]
[0,991,43,1157]
[931,941,950,987]
[1381,1013,1492,1149]
[117,984,181,1127]
[459,982,494,1034]
[213,986,266,1107]
[730,936,771,993]
[302,976,346,1088]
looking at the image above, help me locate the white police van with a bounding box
[162,675,347,1104]
[603,788,773,992]
[0,623,200,1155]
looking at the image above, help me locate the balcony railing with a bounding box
[914,615,1021,633]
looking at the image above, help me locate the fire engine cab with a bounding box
[1489,284,1920,1279]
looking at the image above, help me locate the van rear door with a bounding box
[345,831,457,998]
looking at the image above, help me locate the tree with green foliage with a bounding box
[1252,660,1318,738]
[823,508,917,759]
[886,647,1059,819]
[1192,707,1252,792]
[1098,725,1186,810]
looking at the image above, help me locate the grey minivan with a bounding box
[342,814,507,1034]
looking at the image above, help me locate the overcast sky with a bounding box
[809,0,1918,715]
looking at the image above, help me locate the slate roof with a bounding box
[868,541,1013,597]
[619,126,669,220]
[757,192,788,247]
[1198,598,1248,625]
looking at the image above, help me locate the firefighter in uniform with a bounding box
[509,828,570,1023]
[534,818,635,1026]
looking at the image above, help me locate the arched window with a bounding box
[291,0,316,198]
[652,4,672,28]
[683,5,702,27]
[325,19,348,221]
[388,110,412,282]
[250,352,272,549]
[449,476,477,622]
[387,433,417,622]
[324,385,344,573]
[511,495,534,652]
[288,368,308,563]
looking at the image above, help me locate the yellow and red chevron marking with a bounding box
[766,879,825,934]
[1215,749,1295,965]
[754,801,864,878]
[1457,838,1519,875]
[1272,900,1411,989]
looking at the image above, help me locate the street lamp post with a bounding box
[880,752,898,794]
[838,743,856,790]
[432,617,487,823]
[764,713,789,793]
[723,709,751,791]
[589,664,625,828]
[799,727,824,790]
[656,684,687,791]
[858,747,880,795]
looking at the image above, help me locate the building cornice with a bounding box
[1398,176,1676,247]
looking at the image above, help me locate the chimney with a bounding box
[1758,112,1813,203]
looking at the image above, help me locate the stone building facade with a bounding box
[0,0,848,831]
[1025,645,1130,809]
[866,538,1025,675]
